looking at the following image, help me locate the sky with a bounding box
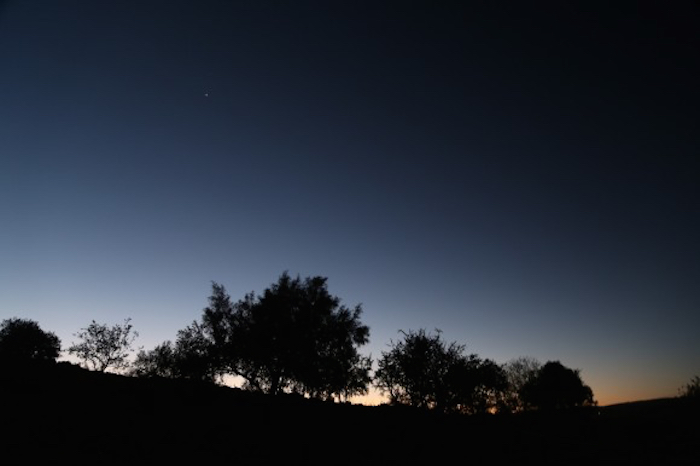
[1,0,698,406]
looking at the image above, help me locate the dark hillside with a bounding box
[594,397,699,462]
[2,363,697,464]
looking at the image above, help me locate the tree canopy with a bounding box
[521,361,595,410]
[129,273,601,411]
[132,321,217,382]
[135,273,372,400]
[0,318,61,365]
[502,356,542,412]
[68,318,139,373]
[233,273,370,399]
[374,329,507,413]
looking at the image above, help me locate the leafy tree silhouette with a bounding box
[68,318,139,372]
[467,357,509,413]
[132,322,217,381]
[222,273,371,398]
[172,321,218,381]
[375,329,506,413]
[502,356,542,412]
[521,360,595,410]
[375,329,452,409]
[135,273,372,400]
[132,341,178,378]
[200,281,238,379]
[0,318,60,365]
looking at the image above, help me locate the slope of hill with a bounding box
[2,363,697,464]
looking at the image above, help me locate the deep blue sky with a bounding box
[1,1,698,405]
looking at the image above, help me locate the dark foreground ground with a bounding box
[2,362,698,464]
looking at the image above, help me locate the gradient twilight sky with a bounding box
[1,1,698,406]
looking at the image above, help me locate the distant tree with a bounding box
[132,285,233,382]
[200,281,237,378]
[679,375,700,398]
[375,329,506,413]
[132,322,217,382]
[437,352,508,414]
[502,356,542,412]
[172,321,218,382]
[132,341,177,378]
[68,318,139,373]
[0,318,61,364]
[521,361,595,410]
[375,329,460,409]
[467,358,509,414]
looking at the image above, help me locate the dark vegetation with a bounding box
[0,317,60,365]
[128,274,594,412]
[132,274,372,400]
[678,375,700,398]
[1,273,698,463]
[375,328,508,413]
[2,362,697,464]
[67,318,139,372]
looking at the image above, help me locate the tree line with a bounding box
[0,271,614,413]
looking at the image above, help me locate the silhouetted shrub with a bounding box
[0,317,60,364]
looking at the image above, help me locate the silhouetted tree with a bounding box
[375,329,460,409]
[198,273,371,398]
[375,329,506,413]
[521,361,595,410]
[68,318,139,372]
[467,358,509,413]
[502,356,542,412]
[131,322,217,382]
[132,285,237,382]
[132,341,177,378]
[337,353,373,401]
[200,281,237,378]
[172,321,218,381]
[0,318,61,364]
[135,274,372,398]
[436,352,508,414]
[232,273,371,398]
